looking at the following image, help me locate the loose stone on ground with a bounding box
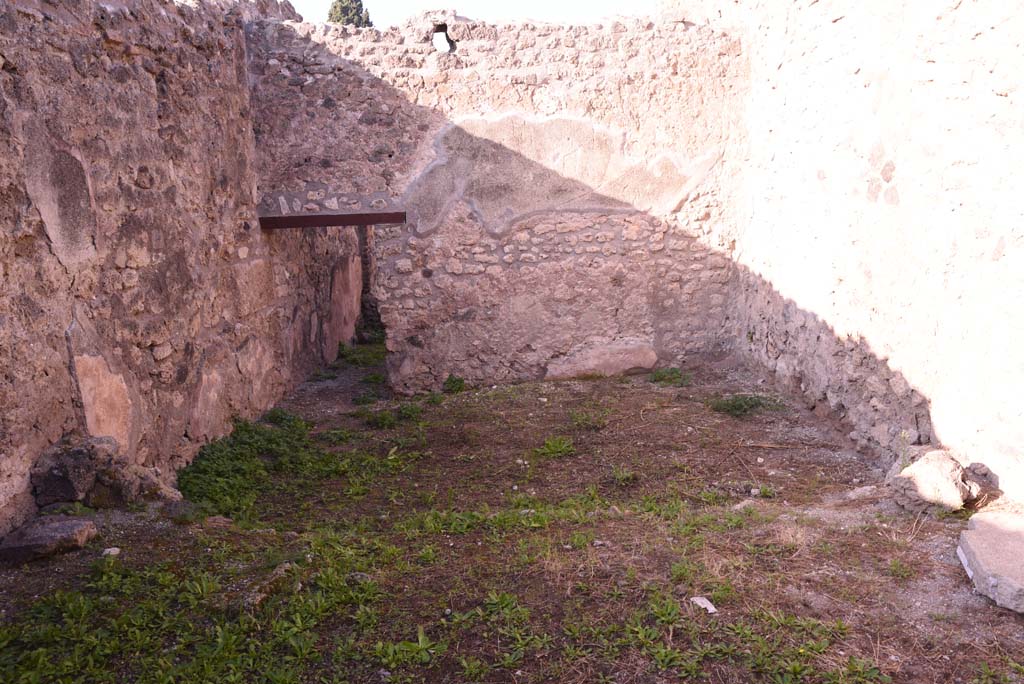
[887,449,979,513]
[957,510,1024,614]
[0,516,98,565]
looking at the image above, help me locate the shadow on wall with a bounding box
[253,24,954,482]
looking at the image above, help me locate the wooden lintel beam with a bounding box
[258,210,407,230]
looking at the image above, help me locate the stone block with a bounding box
[72,354,133,453]
[958,511,1024,613]
[0,516,98,565]
[30,438,116,507]
[887,449,978,513]
[545,338,658,379]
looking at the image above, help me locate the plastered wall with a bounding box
[666,0,1024,496]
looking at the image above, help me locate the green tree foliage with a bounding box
[327,0,372,27]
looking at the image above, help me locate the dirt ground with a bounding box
[1,349,1021,684]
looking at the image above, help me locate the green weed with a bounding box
[459,655,490,680]
[612,465,639,487]
[316,428,354,445]
[570,408,610,430]
[649,367,693,386]
[178,410,341,519]
[336,342,387,367]
[533,436,575,459]
[443,375,466,393]
[364,411,399,430]
[708,394,779,418]
[397,404,423,421]
[886,558,914,580]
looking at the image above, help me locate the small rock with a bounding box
[887,450,977,513]
[844,485,878,501]
[102,547,121,557]
[151,343,173,361]
[958,511,1024,613]
[202,515,233,529]
[690,596,718,614]
[592,540,611,547]
[0,516,98,565]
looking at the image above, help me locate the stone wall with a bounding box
[664,0,1024,498]
[247,13,745,392]
[0,0,361,535]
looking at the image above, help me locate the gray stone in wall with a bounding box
[31,439,113,507]
[30,437,181,510]
[19,118,98,269]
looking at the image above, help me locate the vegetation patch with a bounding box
[533,435,575,459]
[336,341,387,367]
[442,374,466,393]
[708,393,780,418]
[649,367,693,386]
[3,359,1018,684]
[178,409,341,520]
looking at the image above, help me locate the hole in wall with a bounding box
[432,24,456,53]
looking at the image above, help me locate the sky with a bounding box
[288,0,662,27]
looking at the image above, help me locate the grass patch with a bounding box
[0,532,389,683]
[316,428,354,445]
[396,404,423,421]
[336,342,387,367]
[886,558,915,580]
[178,409,341,520]
[364,411,399,430]
[649,367,693,386]
[708,393,779,418]
[612,465,639,487]
[4,360,995,684]
[533,436,575,459]
[443,374,466,393]
[570,408,609,431]
[309,369,338,382]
